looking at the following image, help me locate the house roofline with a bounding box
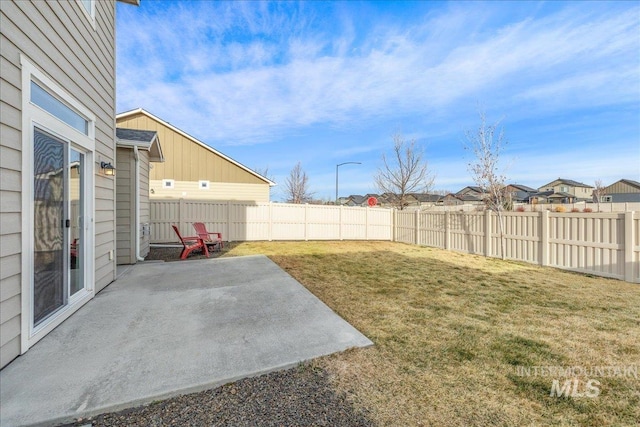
[613,179,640,190]
[539,178,593,188]
[116,135,164,163]
[116,108,276,186]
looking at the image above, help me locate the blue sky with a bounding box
[116,1,640,201]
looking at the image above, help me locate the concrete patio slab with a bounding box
[0,255,373,427]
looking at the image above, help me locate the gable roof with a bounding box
[507,184,537,193]
[348,195,367,205]
[613,179,640,190]
[547,191,575,199]
[540,178,593,188]
[410,193,444,202]
[456,186,484,195]
[116,108,276,186]
[116,128,164,162]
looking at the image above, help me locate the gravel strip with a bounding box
[62,364,373,427]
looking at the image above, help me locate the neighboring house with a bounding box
[0,0,139,369]
[504,184,537,203]
[529,190,555,204]
[454,186,486,205]
[115,128,164,265]
[116,109,275,202]
[536,178,594,202]
[344,195,367,206]
[443,193,464,206]
[456,186,484,197]
[379,192,419,209]
[602,179,640,203]
[410,193,445,206]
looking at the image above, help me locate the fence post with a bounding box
[304,203,309,241]
[268,202,273,241]
[445,211,451,250]
[393,209,397,242]
[541,210,549,266]
[179,199,185,234]
[625,211,634,283]
[415,210,420,245]
[339,205,343,241]
[227,200,232,242]
[485,209,492,256]
[366,207,370,241]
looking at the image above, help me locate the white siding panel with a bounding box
[0,273,20,303]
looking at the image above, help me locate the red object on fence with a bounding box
[368,197,378,207]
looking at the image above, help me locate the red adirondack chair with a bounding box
[172,225,209,260]
[193,222,223,252]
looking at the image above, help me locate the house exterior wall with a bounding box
[609,194,640,203]
[150,180,270,202]
[116,147,151,264]
[603,181,640,203]
[116,148,135,265]
[539,181,593,199]
[0,0,117,368]
[116,113,267,185]
[573,186,593,199]
[606,181,640,195]
[139,149,151,258]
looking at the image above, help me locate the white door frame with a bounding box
[20,55,96,353]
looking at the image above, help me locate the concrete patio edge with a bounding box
[0,255,373,427]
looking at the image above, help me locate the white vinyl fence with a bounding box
[395,210,639,283]
[150,199,639,283]
[151,200,393,243]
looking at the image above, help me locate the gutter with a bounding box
[133,146,144,262]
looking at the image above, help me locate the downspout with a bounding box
[133,146,144,262]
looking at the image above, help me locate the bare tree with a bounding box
[592,179,606,212]
[464,111,510,259]
[374,133,435,210]
[284,162,314,204]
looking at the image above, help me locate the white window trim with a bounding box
[199,180,210,190]
[77,0,97,29]
[20,54,96,353]
[163,179,175,189]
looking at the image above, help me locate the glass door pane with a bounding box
[33,128,67,325]
[69,149,84,296]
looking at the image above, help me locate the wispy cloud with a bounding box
[116,1,639,198]
[118,2,638,145]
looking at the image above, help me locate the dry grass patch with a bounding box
[225,241,640,426]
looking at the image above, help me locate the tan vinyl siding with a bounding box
[607,181,640,194]
[116,148,135,264]
[150,180,270,202]
[116,113,267,185]
[139,150,151,257]
[0,0,117,368]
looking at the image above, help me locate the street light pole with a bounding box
[335,161,362,204]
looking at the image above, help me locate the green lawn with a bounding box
[224,241,639,427]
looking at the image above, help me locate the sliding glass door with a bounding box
[33,128,85,327]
